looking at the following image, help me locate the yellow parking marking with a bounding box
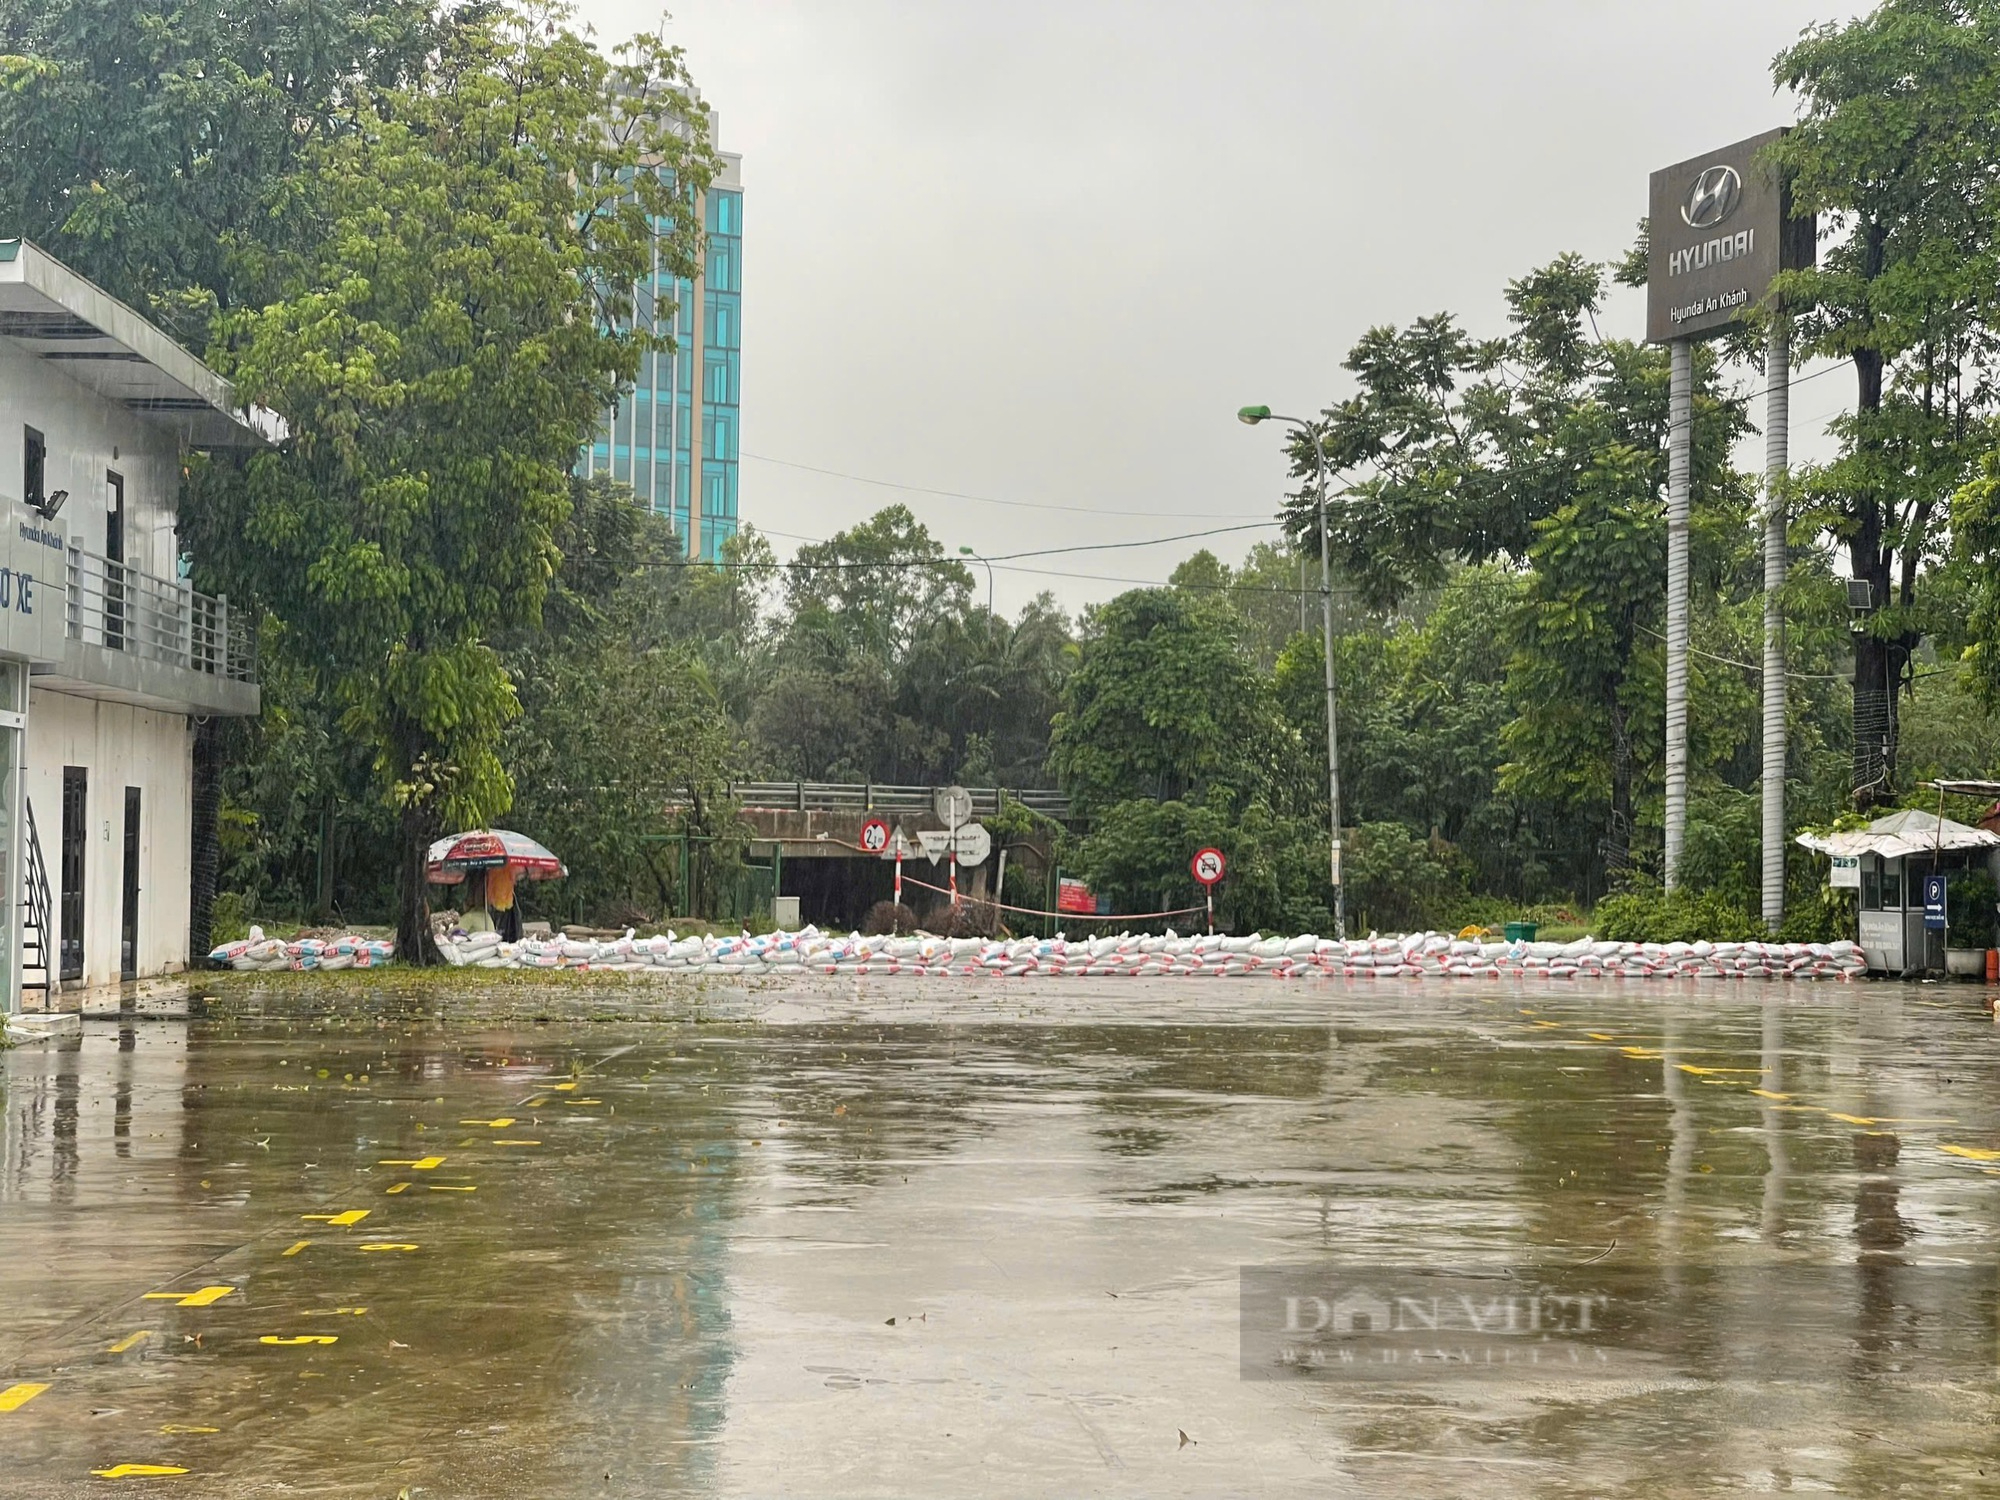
[141,1287,235,1307]
[107,1332,152,1354]
[523,1097,549,1108]
[384,1183,411,1194]
[460,1118,516,1128]
[429,1185,476,1193]
[281,1241,310,1257]
[1749,1088,1791,1101]
[358,1243,420,1253]
[378,1156,444,1170]
[1677,1065,1766,1076]
[0,1383,49,1411]
[91,1464,190,1478]
[1941,1144,2000,1162]
[1825,1113,1955,1126]
[300,1308,367,1317]
[1531,1022,1562,1030]
[259,1335,338,1346]
[158,1426,217,1435]
[1586,1032,1616,1041]
[492,1140,540,1147]
[301,1210,369,1226]
[550,1082,578,1092]
[1620,1047,1663,1060]
[567,1099,602,1105]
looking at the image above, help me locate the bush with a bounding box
[211,892,254,944]
[1592,886,1765,943]
[1343,822,1468,934]
[864,900,918,936]
[920,900,1004,938]
[1948,869,1998,950]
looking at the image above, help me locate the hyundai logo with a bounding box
[1682,165,1741,230]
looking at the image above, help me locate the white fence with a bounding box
[65,543,255,682]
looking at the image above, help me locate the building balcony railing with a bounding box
[65,543,256,684]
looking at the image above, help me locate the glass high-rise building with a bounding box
[584,114,741,562]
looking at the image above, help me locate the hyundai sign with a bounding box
[1647,128,1814,344]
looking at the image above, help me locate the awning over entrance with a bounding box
[1796,808,2000,861]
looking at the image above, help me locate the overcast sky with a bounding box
[578,0,1866,619]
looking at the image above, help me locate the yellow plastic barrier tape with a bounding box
[300,1308,367,1317]
[384,1183,411,1194]
[259,1336,337,1346]
[551,1082,578,1091]
[282,1240,311,1256]
[429,1185,476,1193]
[302,1210,369,1226]
[91,1464,190,1479]
[141,1287,235,1307]
[460,1118,516,1128]
[378,1156,444,1170]
[107,1332,152,1354]
[158,1426,218,1435]
[492,1140,541,1147]
[0,1383,49,1411]
[358,1243,420,1253]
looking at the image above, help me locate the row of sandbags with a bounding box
[433,925,1871,980]
[207,926,397,972]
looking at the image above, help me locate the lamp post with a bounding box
[958,546,994,615]
[1238,404,1344,941]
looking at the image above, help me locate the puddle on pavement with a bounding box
[2,976,1998,1496]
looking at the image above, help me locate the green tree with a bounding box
[195,5,717,958]
[1050,588,1304,817]
[1772,1,2000,803]
[779,505,972,667]
[0,0,444,338]
[1297,256,1754,884]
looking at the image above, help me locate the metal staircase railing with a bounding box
[20,797,53,998]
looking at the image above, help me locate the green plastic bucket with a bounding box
[1503,921,1538,943]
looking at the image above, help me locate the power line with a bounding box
[739,450,1250,520]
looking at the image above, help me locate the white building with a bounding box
[0,241,263,1008]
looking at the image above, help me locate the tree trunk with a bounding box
[187,716,223,957]
[396,798,440,966]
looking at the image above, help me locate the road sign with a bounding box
[1829,854,1860,889]
[934,784,973,825]
[954,823,992,866]
[1191,847,1227,887]
[859,817,891,855]
[1923,873,1948,932]
[917,830,953,863]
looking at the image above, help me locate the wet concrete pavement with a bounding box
[3,974,1999,1497]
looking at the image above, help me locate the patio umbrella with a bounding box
[425,829,567,884]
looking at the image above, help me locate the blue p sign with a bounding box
[1923,874,1948,932]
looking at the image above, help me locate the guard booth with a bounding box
[1798,808,2000,973]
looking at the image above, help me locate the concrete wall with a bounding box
[0,335,182,576]
[25,687,192,984]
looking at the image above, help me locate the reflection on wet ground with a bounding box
[3,975,1998,1496]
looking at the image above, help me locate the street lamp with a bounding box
[1238,403,1346,942]
[958,545,994,615]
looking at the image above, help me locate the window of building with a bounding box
[1881,868,1902,910]
[708,242,737,294]
[1861,863,1881,911]
[24,425,44,511]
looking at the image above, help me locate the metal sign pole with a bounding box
[949,807,959,909]
[1762,316,1790,932]
[1664,338,1692,889]
[894,843,903,909]
[1206,889,1213,935]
